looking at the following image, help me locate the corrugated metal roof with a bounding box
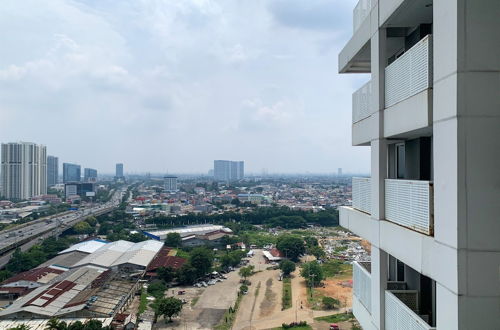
[59,239,109,255]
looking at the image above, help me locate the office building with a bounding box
[164,176,178,192]
[338,1,499,329]
[47,155,58,186]
[63,163,81,183]
[1,142,47,200]
[213,160,244,181]
[84,168,98,182]
[64,182,95,198]
[115,163,124,178]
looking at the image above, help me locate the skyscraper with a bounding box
[115,163,124,178]
[1,142,47,200]
[164,176,178,192]
[337,168,342,177]
[84,168,98,182]
[47,155,58,186]
[214,160,244,181]
[338,1,500,328]
[63,163,81,183]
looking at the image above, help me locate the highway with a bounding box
[0,188,126,268]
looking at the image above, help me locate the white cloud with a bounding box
[0,0,369,174]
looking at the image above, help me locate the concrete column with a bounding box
[371,246,387,329]
[433,0,500,328]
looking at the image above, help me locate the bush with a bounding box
[322,296,340,309]
[240,284,248,293]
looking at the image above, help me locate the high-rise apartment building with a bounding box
[83,168,98,182]
[47,155,58,186]
[214,160,244,181]
[339,1,499,329]
[1,142,47,200]
[63,163,81,183]
[115,163,124,178]
[164,176,178,192]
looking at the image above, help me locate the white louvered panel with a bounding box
[385,35,433,108]
[385,291,436,330]
[353,0,372,32]
[353,261,371,313]
[352,80,372,123]
[385,179,433,235]
[352,177,371,214]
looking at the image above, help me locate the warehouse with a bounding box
[143,224,232,240]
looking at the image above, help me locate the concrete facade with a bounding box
[339,0,500,329]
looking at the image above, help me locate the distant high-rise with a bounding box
[84,168,98,182]
[47,155,59,186]
[164,176,178,192]
[337,168,342,176]
[63,163,81,183]
[214,160,244,181]
[115,163,124,178]
[1,142,47,200]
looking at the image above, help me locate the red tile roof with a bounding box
[146,247,186,271]
[270,248,284,258]
[1,267,65,285]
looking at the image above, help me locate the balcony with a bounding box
[353,0,372,33]
[385,35,433,108]
[385,179,434,235]
[385,290,436,330]
[352,177,371,214]
[353,261,371,313]
[352,80,372,124]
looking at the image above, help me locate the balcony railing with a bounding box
[385,34,433,107]
[353,0,372,32]
[352,80,372,123]
[385,290,436,330]
[385,179,434,235]
[353,261,371,313]
[352,177,371,214]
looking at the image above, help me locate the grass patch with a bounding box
[282,278,292,310]
[137,289,148,315]
[191,296,199,307]
[172,248,190,260]
[306,286,325,310]
[214,293,243,330]
[314,312,355,323]
[321,260,351,278]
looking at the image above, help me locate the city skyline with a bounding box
[0,0,369,174]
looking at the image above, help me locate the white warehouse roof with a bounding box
[59,239,109,255]
[145,224,232,239]
[72,240,163,269]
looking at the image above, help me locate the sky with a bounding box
[0,0,370,175]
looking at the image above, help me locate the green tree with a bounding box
[238,265,254,282]
[304,236,318,247]
[189,247,213,277]
[67,321,84,330]
[276,235,305,262]
[176,264,198,285]
[147,281,167,298]
[85,216,97,227]
[322,296,340,310]
[157,266,175,283]
[128,232,147,242]
[308,246,326,260]
[279,260,296,277]
[300,262,324,287]
[165,233,182,247]
[8,325,31,330]
[73,221,93,235]
[152,297,183,323]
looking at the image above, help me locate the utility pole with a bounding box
[309,273,316,298]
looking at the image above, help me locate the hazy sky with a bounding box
[0,0,370,174]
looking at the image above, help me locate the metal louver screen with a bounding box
[352,80,372,123]
[352,177,371,214]
[385,179,433,235]
[353,261,371,313]
[385,35,433,108]
[385,291,436,330]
